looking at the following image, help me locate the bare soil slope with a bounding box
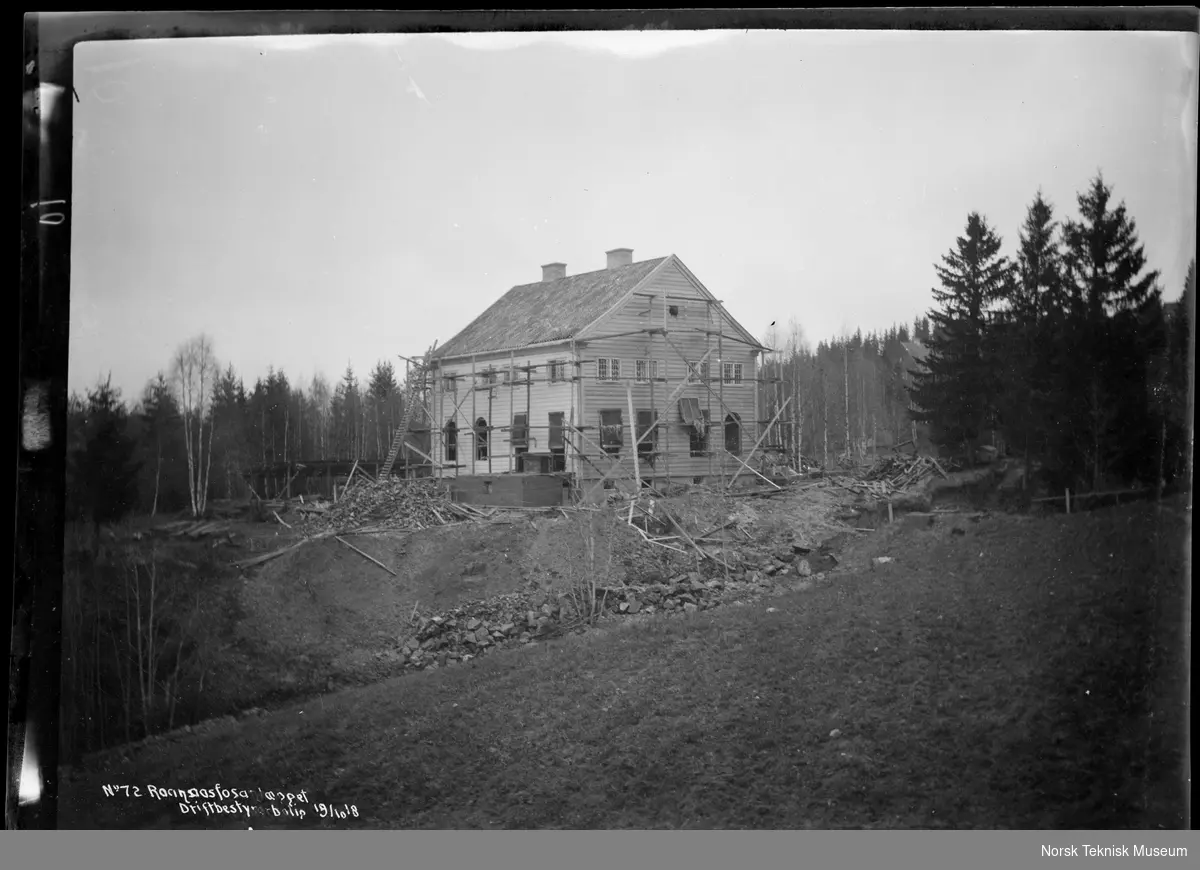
[61,500,1189,830]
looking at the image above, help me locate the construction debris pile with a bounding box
[832,454,950,498]
[294,478,472,535]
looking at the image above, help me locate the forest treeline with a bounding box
[68,173,1192,529]
[68,346,422,524]
[757,173,1193,494]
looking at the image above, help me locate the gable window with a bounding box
[599,409,623,455]
[511,413,528,455]
[444,419,458,463]
[722,362,744,385]
[597,358,621,382]
[688,360,710,382]
[548,359,567,383]
[689,410,711,457]
[725,413,742,455]
[636,410,657,467]
[634,359,661,384]
[474,417,489,461]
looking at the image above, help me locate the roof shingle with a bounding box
[432,258,667,359]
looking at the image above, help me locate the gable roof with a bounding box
[431,258,667,361]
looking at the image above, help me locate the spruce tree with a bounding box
[999,191,1064,475]
[909,212,1014,452]
[79,375,141,533]
[1060,173,1165,487]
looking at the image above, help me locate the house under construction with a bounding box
[382,249,794,503]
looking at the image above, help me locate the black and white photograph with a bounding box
[13,12,1194,840]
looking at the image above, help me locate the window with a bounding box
[548,412,565,449]
[722,362,745,385]
[725,413,742,455]
[512,413,528,454]
[548,359,567,383]
[634,359,660,384]
[668,304,680,317]
[548,412,566,471]
[474,417,489,461]
[444,420,458,463]
[442,375,458,394]
[688,360,710,382]
[599,409,623,455]
[636,410,657,467]
[597,358,621,382]
[689,410,711,457]
[480,368,498,386]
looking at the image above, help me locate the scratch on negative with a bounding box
[22,383,51,452]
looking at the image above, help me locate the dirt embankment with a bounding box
[70,482,861,762]
[60,499,1190,830]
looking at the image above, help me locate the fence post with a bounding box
[1065,488,1070,515]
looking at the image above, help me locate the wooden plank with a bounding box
[232,532,335,569]
[632,523,688,552]
[581,348,715,501]
[658,503,731,570]
[627,384,641,493]
[659,332,744,439]
[402,440,448,469]
[729,397,791,487]
[334,535,398,577]
[723,449,780,490]
[573,425,633,494]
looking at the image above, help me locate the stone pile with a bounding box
[389,558,832,672]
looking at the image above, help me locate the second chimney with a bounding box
[606,248,633,269]
[542,262,567,282]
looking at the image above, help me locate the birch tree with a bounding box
[784,318,807,467]
[170,334,219,517]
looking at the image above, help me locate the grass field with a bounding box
[60,500,1190,829]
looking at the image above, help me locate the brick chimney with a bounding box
[606,248,633,269]
[541,262,566,282]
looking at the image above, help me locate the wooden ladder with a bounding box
[379,343,437,479]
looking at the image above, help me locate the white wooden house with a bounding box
[428,248,769,488]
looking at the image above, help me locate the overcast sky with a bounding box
[69,28,1198,400]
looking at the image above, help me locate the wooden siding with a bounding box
[431,345,578,477]
[575,260,759,482]
[429,260,762,484]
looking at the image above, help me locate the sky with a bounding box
[69,28,1198,401]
